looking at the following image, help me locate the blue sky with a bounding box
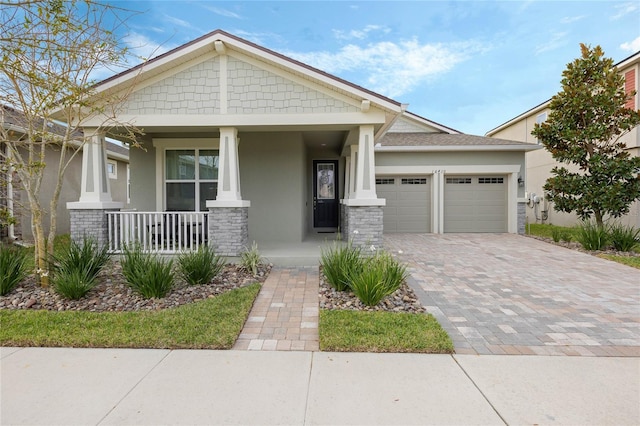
[108,1,640,135]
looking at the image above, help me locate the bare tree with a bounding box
[0,0,143,286]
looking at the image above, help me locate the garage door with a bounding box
[444,176,507,233]
[376,177,430,233]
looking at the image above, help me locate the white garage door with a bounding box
[444,176,507,233]
[376,177,430,233]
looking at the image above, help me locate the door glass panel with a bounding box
[166,182,195,211]
[199,182,217,211]
[317,164,335,200]
[199,150,219,180]
[166,150,196,180]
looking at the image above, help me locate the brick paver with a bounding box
[385,234,640,356]
[234,267,319,351]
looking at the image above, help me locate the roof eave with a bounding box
[375,144,542,152]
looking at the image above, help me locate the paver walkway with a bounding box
[385,234,640,357]
[234,267,319,351]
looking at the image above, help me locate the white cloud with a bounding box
[284,38,485,98]
[232,30,283,46]
[560,15,585,24]
[535,31,568,54]
[620,36,640,52]
[333,25,391,41]
[611,2,638,20]
[163,14,191,28]
[202,5,243,19]
[123,32,178,61]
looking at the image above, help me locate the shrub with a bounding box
[0,245,29,296]
[121,244,174,298]
[575,221,609,251]
[320,243,363,291]
[240,241,265,276]
[560,230,573,243]
[551,226,562,243]
[50,237,110,300]
[609,223,640,252]
[177,245,226,285]
[349,251,408,307]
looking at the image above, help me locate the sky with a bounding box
[106,0,640,136]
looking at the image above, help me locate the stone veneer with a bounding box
[341,205,384,251]
[517,202,526,235]
[208,207,249,256]
[69,208,119,247]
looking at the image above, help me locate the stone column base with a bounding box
[517,202,526,235]
[208,207,249,256]
[69,208,120,247]
[343,205,383,251]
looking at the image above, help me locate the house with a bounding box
[58,29,538,256]
[0,105,130,241]
[486,51,640,229]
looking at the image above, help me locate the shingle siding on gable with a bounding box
[119,58,220,115]
[226,56,358,114]
[388,118,436,133]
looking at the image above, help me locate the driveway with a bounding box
[385,234,640,356]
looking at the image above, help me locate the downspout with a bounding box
[5,142,16,240]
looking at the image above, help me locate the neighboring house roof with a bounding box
[486,50,640,136]
[88,29,403,114]
[1,104,128,162]
[377,132,541,152]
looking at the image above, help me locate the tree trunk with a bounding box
[31,208,49,287]
[594,210,604,229]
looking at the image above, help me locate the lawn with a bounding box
[319,309,454,354]
[0,284,260,349]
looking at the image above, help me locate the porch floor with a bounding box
[252,232,342,267]
[233,267,319,351]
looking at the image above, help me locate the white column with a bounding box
[343,125,384,206]
[348,145,358,199]
[67,129,122,209]
[343,155,351,199]
[206,127,250,208]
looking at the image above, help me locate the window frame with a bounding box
[107,160,117,179]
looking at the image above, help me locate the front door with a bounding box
[313,160,339,228]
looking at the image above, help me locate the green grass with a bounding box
[598,255,640,270]
[0,284,260,349]
[526,223,578,240]
[320,309,454,354]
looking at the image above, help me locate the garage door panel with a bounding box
[376,176,430,233]
[444,176,507,233]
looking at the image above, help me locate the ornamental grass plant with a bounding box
[177,245,226,285]
[609,223,640,252]
[0,245,29,296]
[240,241,265,276]
[575,221,609,251]
[349,251,408,306]
[121,244,174,298]
[320,242,363,291]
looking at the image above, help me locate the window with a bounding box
[107,160,117,179]
[535,112,547,144]
[401,178,427,185]
[478,177,504,184]
[165,149,219,211]
[446,177,471,184]
[376,178,395,185]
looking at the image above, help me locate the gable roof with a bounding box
[486,50,640,136]
[377,132,541,152]
[93,29,403,114]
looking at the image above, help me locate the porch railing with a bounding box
[106,211,208,253]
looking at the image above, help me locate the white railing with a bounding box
[106,211,208,253]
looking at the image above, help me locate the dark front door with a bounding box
[313,160,339,228]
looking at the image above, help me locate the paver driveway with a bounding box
[385,234,640,356]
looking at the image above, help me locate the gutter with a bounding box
[374,144,543,152]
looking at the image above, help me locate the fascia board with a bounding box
[375,144,542,152]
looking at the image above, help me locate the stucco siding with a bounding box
[240,132,306,242]
[226,56,358,115]
[128,141,157,212]
[119,58,220,115]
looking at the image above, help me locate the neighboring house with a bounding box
[486,51,640,228]
[58,29,538,255]
[0,105,129,241]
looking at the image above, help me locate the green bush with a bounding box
[575,221,609,251]
[50,237,110,300]
[0,245,29,296]
[320,243,363,291]
[609,223,640,252]
[349,251,408,307]
[560,230,573,243]
[551,226,562,243]
[177,245,226,285]
[240,241,265,276]
[121,244,174,298]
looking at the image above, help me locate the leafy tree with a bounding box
[0,0,142,286]
[532,44,640,228]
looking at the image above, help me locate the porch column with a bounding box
[67,129,122,246]
[206,127,250,256]
[340,125,385,250]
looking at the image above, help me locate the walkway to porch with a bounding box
[233,267,320,351]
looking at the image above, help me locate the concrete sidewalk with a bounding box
[2,347,639,425]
